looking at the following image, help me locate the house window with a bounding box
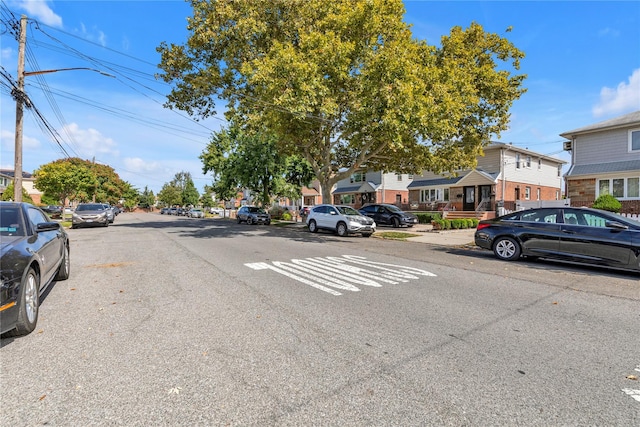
[408,174,413,180]
[419,188,449,203]
[396,174,402,181]
[350,172,365,183]
[340,194,355,204]
[536,188,541,200]
[515,154,521,169]
[555,190,560,200]
[538,158,542,170]
[526,156,531,168]
[598,177,640,199]
[628,178,639,198]
[630,129,640,152]
[557,165,562,177]
[525,187,531,200]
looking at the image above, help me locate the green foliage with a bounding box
[415,212,441,224]
[431,217,478,230]
[200,125,313,208]
[1,182,33,203]
[592,194,621,213]
[158,0,526,203]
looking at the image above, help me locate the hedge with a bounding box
[431,218,478,230]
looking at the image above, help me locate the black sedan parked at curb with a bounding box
[0,202,70,337]
[359,203,418,228]
[474,206,640,272]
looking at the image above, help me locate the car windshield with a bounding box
[76,204,105,211]
[248,207,266,213]
[0,207,26,236]
[336,206,360,215]
[386,205,403,213]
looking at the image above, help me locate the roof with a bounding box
[301,186,320,196]
[484,142,566,164]
[565,159,640,177]
[0,169,34,179]
[560,110,640,139]
[408,176,463,188]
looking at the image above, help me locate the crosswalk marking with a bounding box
[245,255,436,296]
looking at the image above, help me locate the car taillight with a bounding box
[476,223,491,231]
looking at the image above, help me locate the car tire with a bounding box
[392,217,400,228]
[308,220,318,233]
[493,236,521,261]
[336,222,348,237]
[266,221,270,225]
[362,233,372,238]
[237,217,242,224]
[8,267,40,336]
[55,244,70,281]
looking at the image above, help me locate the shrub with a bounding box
[592,194,621,213]
[269,206,286,219]
[282,212,292,221]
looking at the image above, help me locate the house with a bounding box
[561,110,640,214]
[0,169,43,204]
[331,171,414,207]
[408,142,566,217]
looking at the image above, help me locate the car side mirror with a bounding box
[605,220,628,230]
[36,222,61,232]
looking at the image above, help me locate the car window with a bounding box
[519,209,558,223]
[337,206,360,215]
[360,205,375,213]
[386,205,402,213]
[27,207,48,228]
[579,212,610,228]
[0,207,26,236]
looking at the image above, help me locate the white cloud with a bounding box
[17,0,62,27]
[123,157,161,173]
[1,128,40,151]
[62,123,118,158]
[593,68,640,117]
[1,47,13,61]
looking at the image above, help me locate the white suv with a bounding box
[306,204,376,237]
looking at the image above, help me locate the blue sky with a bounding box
[1,1,639,195]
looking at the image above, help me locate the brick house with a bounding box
[408,142,566,216]
[561,110,640,215]
[332,171,414,208]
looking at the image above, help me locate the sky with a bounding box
[1,1,639,195]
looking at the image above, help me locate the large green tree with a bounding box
[157,0,526,201]
[34,159,98,205]
[200,125,314,207]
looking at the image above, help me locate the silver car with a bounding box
[71,203,109,229]
[306,204,376,237]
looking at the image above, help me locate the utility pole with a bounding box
[13,15,26,202]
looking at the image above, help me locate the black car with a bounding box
[359,203,418,228]
[237,206,271,225]
[0,202,70,336]
[41,205,63,218]
[474,207,640,272]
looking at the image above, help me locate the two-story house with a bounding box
[332,171,414,207]
[0,169,43,204]
[408,142,566,216]
[561,110,640,214]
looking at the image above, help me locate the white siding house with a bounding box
[561,110,640,214]
[332,171,413,207]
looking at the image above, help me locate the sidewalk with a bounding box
[396,224,476,246]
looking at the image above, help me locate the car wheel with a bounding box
[104,221,109,227]
[55,244,70,281]
[362,233,372,238]
[8,267,40,336]
[71,225,77,229]
[336,222,348,237]
[308,220,318,233]
[493,236,521,261]
[237,217,242,224]
[250,217,256,225]
[392,217,400,228]
[266,221,271,225]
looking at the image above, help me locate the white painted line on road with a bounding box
[622,388,640,403]
[244,255,437,296]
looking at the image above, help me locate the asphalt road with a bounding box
[2,212,639,426]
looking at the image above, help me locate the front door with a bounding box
[463,186,475,211]
[479,185,492,210]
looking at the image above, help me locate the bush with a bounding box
[282,212,292,221]
[269,206,286,219]
[592,194,621,213]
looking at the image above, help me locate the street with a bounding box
[1,212,639,426]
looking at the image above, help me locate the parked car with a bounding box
[0,202,70,336]
[237,206,271,225]
[188,208,205,218]
[210,207,224,215]
[306,204,376,237]
[168,207,178,215]
[71,203,110,228]
[101,204,116,223]
[474,207,640,272]
[41,205,63,218]
[359,203,418,228]
[160,207,169,214]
